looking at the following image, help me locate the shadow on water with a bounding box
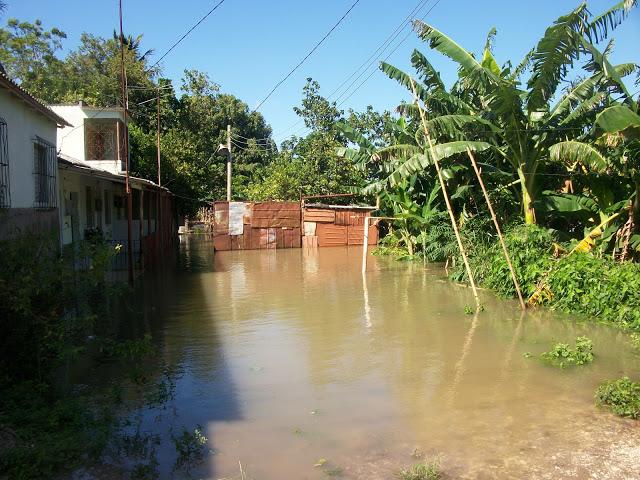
[107,234,242,478]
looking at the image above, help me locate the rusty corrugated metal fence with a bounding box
[211,200,378,251]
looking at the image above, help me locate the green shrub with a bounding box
[541,336,594,367]
[480,224,555,298]
[398,460,441,480]
[546,253,640,331]
[0,382,114,478]
[595,377,640,419]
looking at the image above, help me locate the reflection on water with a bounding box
[122,235,639,479]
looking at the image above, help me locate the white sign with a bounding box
[229,202,245,235]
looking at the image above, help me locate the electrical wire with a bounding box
[337,0,443,108]
[274,0,435,139]
[253,0,363,112]
[148,0,227,70]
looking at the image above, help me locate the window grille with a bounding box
[33,137,57,209]
[0,118,9,208]
[85,120,122,160]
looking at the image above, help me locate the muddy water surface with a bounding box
[122,236,640,479]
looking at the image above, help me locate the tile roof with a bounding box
[0,70,72,127]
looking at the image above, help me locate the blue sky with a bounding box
[6,1,639,143]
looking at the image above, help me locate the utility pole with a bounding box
[156,86,162,251]
[119,0,134,286]
[226,124,232,201]
[157,88,161,186]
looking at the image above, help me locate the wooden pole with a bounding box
[156,88,162,251]
[361,216,370,274]
[467,148,526,310]
[409,77,480,305]
[119,0,134,286]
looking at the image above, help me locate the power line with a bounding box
[274,0,434,139]
[337,0,443,108]
[148,0,227,70]
[253,0,363,112]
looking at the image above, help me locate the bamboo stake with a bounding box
[466,148,526,310]
[409,77,480,305]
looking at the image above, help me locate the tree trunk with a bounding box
[518,169,536,225]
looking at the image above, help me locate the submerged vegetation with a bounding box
[595,377,640,419]
[398,460,442,480]
[541,336,595,367]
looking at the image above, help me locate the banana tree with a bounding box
[380,1,637,224]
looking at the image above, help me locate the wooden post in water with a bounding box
[466,148,526,310]
[409,77,480,305]
[361,216,370,275]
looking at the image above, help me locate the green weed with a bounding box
[541,336,594,367]
[398,459,441,480]
[171,425,209,472]
[595,377,640,419]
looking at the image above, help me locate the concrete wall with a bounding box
[0,89,60,239]
[0,89,58,209]
[58,168,155,246]
[51,105,125,175]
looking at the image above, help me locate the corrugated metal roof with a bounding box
[304,203,377,211]
[58,154,171,192]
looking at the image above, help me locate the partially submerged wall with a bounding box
[302,204,378,247]
[212,201,301,251]
[211,200,378,251]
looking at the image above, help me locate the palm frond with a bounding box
[410,49,445,91]
[585,0,638,43]
[426,114,499,138]
[380,62,428,101]
[582,40,634,104]
[389,141,491,186]
[526,3,589,111]
[558,91,607,126]
[412,20,500,89]
[509,48,535,82]
[549,140,609,172]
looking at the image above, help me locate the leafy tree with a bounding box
[0,18,66,100]
[248,79,364,200]
[380,1,637,225]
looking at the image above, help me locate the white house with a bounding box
[0,69,71,239]
[51,103,175,270]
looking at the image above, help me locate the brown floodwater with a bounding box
[114,235,640,479]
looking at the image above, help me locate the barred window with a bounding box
[33,137,56,209]
[85,120,123,160]
[0,118,9,208]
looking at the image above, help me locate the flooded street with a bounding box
[123,235,639,479]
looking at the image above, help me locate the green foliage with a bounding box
[398,460,441,480]
[372,234,412,259]
[0,235,120,382]
[248,79,364,200]
[171,425,208,472]
[541,336,595,367]
[478,225,555,298]
[595,377,640,419]
[0,382,115,479]
[546,253,640,330]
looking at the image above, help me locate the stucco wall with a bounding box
[0,89,58,209]
[58,167,155,247]
[51,105,125,175]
